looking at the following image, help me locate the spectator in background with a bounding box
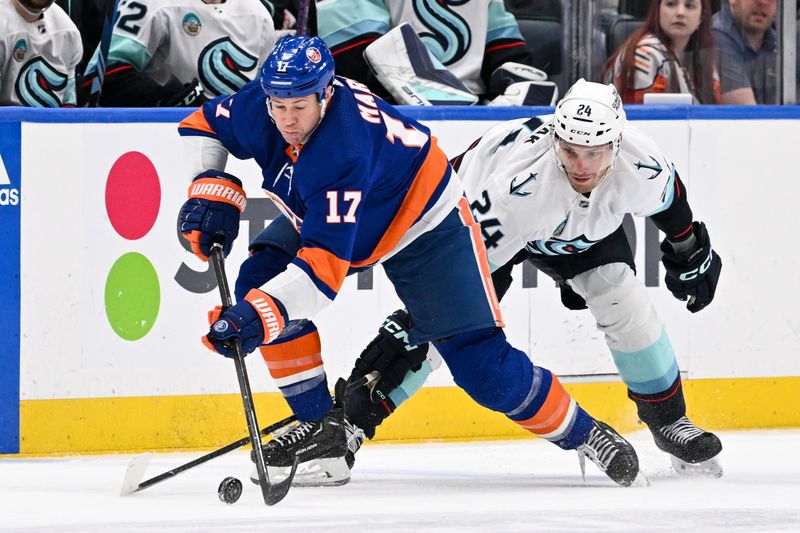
[316,0,546,104]
[712,0,778,104]
[80,0,277,107]
[603,0,720,104]
[1,0,82,106]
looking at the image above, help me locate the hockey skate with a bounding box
[577,420,642,487]
[251,408,365,487]
[650,416,723,478]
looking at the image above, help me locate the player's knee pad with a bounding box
[570,263,663,352]
[433,327,534,414]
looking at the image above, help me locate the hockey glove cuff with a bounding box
[660,221,722,313]
[350,309,430,404]
[203,289,287,357]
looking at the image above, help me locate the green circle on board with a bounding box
[105,252,160,341]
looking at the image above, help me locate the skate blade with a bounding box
[292,457,351,487]
[670,455,723,478]
[630,471,651,487]
[252,458,350,488]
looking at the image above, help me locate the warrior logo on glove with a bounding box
[178,169,247,261]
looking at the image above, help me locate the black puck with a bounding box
[218,476,243,504]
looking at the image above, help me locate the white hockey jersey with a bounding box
[318,0,525,95]
[0,2,82,106]
[456,117,679,271]
[87,0,276,97]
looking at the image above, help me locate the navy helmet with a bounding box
[260,35,335,101]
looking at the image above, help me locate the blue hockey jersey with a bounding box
[179,76,461,320]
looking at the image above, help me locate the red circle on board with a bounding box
[105,151,161,240]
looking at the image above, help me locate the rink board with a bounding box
[1,106,800,454]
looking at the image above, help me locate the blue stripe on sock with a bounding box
[280,376,332,422]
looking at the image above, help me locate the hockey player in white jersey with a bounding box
[81,0,276,106]
[337,79,724,481]
[0,0,82,106]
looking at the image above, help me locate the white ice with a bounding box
[1,429,799,532]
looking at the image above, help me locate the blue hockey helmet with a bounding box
[260,35,335,101]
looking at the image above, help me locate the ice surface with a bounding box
[1,429,798,532]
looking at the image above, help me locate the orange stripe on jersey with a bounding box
[351,137,449,268]
[179,108,216,135]
[622,75,668,104]
[297,246,350,294]
[259,329,323,380]
[515,375,572,436]
[456,197,504,326]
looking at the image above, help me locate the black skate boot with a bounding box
[650,416,723,477]
[577,420,641,487]
[251,408,365,487]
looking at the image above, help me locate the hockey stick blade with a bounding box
[118,366,378,497]
[119,415,297,497]
[263,457,299,505]
[120,453,152,496]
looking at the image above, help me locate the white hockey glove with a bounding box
[363,23,478,106]
[487,62,559,106]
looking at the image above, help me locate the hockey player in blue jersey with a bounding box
[177,35,640,489]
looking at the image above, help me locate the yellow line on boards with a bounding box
[10,376,799,456]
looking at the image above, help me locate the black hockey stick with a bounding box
[208,243,297,506]
[119,373,377,496]
[120,413,296,496]
[295,0,310,35]
[88,0,121,107]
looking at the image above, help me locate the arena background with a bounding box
[1,105,798,456]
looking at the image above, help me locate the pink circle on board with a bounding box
[105,151,161,240]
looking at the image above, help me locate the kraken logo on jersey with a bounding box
[197,38,258,96]
[412,0,471,66]
[182,12,202,36]
[14,58,68,107]
[12,39,27,62]
[527,235,599,256]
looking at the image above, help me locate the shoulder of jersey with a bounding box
[0,2,14,31]
[46,4,81,34]
[634,34,668,63]
[484,115,552,150]
[618,124,668,177]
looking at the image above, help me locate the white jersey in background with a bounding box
[456,116,677,271]
[319,0,526,96]
[0,1,82,106]
[88,0,276,97]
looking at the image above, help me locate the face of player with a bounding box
[660,0,702,46]
[554,137,616,194]
[269,88,331,145]
[729,0,777,36]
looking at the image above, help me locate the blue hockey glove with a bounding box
[660,221,722,313]
[202,289,287,357]
[178,170,246,261]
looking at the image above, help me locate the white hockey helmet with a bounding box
[553,79,626,146]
